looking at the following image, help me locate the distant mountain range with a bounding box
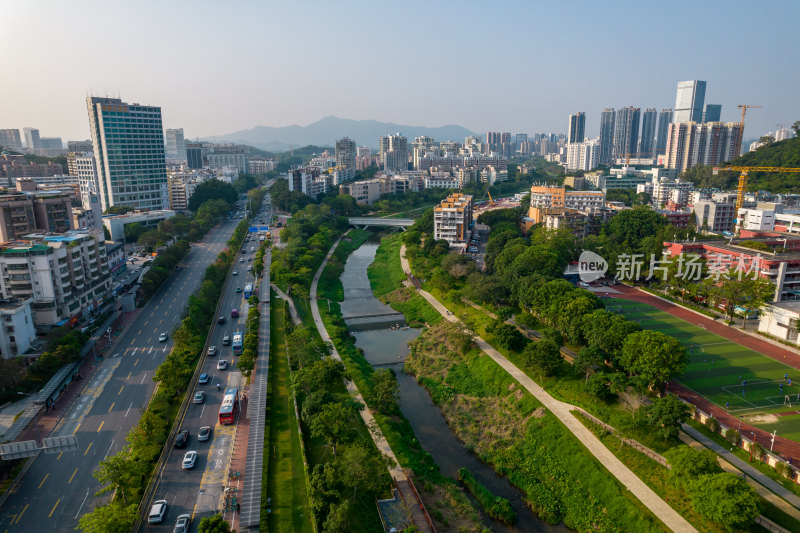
[203,116,477,152]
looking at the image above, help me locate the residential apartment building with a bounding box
[339,177,391,205]
[0,129,23,151]
[207,147,246,174]
[612,107,640,160]
[565,139,600,171]
[411,136,435,170]
[335,137,357,179]
[433,193,473,246]
[86,96,168,212]
[599,108,616,165]
[456,167,478,188]
[665,121,743,173]
[247,159,277,175]
[639,108,657,157]
[0,298,36,359]
[167,172,198,212]
[655,109,674,155]
[647,178,694,207]
[424,175,460,189]
[165,128,187,160]
[379,134,408,172]
[703,104,722,123]
[692,200,737,233]
[186,143,203,169]
[0,180,76,242]
[0,153,63,181]
[567,113,585,144]
[288,167,321,196]
[0,231,111,326]
[528,185,605,212]
[480,166,508,186]
[74,154,102,228]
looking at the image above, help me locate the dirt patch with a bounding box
[743,412,780,424]
[442,393,532,445]
[532,407,547,418]
[383,287,413,304]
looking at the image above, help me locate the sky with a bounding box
[2,0,799,143]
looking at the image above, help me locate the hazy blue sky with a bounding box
[2,0,798,142]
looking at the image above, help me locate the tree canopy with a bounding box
[619,330,687,390]
[188,179,237,211]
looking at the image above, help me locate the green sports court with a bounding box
[606,298,800,443]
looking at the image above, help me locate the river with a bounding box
[340,242,567,533]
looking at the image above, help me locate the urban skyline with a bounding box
[1,1,797,142]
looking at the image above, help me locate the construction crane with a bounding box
[736,104,762,135]
[713,166,800,216]
[487,191,495,205]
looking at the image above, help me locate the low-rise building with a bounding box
[692,200,736,233]
[339,178,391,205]
[0,180,76,241]
[0,231,111,327]
[247,158,277,175]
[102,210,176,243]
[0,298,36,359]
[424,175,459,189]
[433,193,473,246]
[758,301,800,345]
[528,185,605,212]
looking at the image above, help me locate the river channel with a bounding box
[340,242,567,533]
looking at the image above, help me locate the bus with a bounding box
[218,388,239,425]
[232,331,243,356]
[243,284,253,299]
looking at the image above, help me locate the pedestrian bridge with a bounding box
[348,217,414,230]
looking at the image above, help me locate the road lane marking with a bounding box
[74,490,89,519]
[14,504,28,524]
[108,402,115,413]
[138,329,142,335]
[141,374,147,384]
[37,473,49,489]
[148,347,153,355]
[68,468,78,484]
[104,441,114,460]
[144,320,148,326]
[118,385,124,395]
[97,421,104,433]
[134,358,138,367]
[56,452,62,461]
[127,371,131,379]
[48,499,60,519]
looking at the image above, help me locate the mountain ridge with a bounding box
[202,116,478,151]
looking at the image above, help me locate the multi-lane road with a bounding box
[142,201,269,531]
[0,215,244,532]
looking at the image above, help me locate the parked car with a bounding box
[158,332,168,342]
[222,335,231,346]
[148,500,168,524]
[193,391,205,404]
[217,359,228,371]
[174,429,189,448]
[198,426,211,442]
[174,514,191,533]
[181,450,198,469]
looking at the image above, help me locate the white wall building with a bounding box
[565,139,600,171]
[0,299,36,359]
[102,210,176,242]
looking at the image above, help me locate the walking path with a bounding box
[400,245,696,533]
[309,236,435,533]
[681,425,800,514]
[615,285,800,462]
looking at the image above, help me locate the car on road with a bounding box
[231,308,239,318]
[158,332,168,342]
[174,429,189,448]
[148,499,168,523]
[198,426,211,442]
[217,359,228,370]
[198,373,209,384]
[235,287,242,293]
[240,258,244,263]
[208,346,218,356]
[181,450,198,469]
[193,391,205,404]
[218,316,226,324]
[174,513,191,533]
[247,265,252,271]
[222,335,231,345]
[232,270,238,275]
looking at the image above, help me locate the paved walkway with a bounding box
[400,245,696,533]
[615,285,800,462]
[681,425,800,516]
[272,285,300,326]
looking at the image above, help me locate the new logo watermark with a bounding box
[578,250,608,283]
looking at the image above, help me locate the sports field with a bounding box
[606,298,800,443]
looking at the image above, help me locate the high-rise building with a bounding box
[612,107,640,160]
[703,104,721,123]
[567,113,586,144]
[0,129,22,150]
[165,128,186,160]
[334,137,357,179]
[23,128,40,150]
[186,143,203,169]
[673,80,706,124]
[599,108,615,165]
[665,121,743,173]
[87,96,168,212]
[655,109,674,155]
[485,132,512,156]
[378,133,408,173]
[67,140,93,153]
[75,154,102,228]
[639,108,658,157]
[410,136,435,170]
[565,139,600,171]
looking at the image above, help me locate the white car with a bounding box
[158,332,168,342]
[217,359,228,370]
[232,270,238,275]
[174,514,191,533]
[181,450,198,469]
[148,499,168,523]
[198,426,211,442]
[193,391,205,404]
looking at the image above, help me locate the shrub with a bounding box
[705,416,721,434]
[724,428,740,446]
[458,468,516,524]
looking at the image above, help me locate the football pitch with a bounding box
[607,298,800,443]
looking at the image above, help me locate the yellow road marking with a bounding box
[118,385,124,395]
[56,452,63,461]
[48,499,60,518]
[15,504,28,524]
[127,371,131,379]
[68,468,78,484]
[84,442,93,455]
[97,421,104,432]
[134,359,139,367]
[108,402,115,413]
[37,473,49,489]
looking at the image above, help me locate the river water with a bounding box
[340,242,567,533]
